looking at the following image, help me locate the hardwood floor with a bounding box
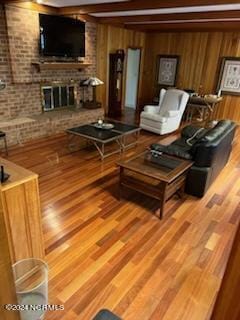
[2,126,240,320]
[111,107,140,125]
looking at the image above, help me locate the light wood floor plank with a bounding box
[2,125,239,320]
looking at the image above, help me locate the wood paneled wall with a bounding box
[96,24,146,113]
[97,28,240,123]
[142,32,240,123]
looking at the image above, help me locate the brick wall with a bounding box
[0,4,97,119]
[1,108,104,146]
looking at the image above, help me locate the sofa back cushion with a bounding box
[197,120,233,143]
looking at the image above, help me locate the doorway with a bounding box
[125,48,141,111]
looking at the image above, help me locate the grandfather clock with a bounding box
[108,50,125,117]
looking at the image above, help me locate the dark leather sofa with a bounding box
[150,120,237,197]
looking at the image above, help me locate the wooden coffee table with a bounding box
[117,151,193,219]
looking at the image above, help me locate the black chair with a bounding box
[0,131,8,155]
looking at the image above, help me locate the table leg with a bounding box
[91,141,104,160]
[177,183,185,199]
[101,143,105,160]
[137,129,140,144]
[122,135,125,152]
[67,133,79,152]
[121,130,141,151]
[187,107,193,123]
[159,182,167,219]
[119,167,123,200]
[117,138,124,153]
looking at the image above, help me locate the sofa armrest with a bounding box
[164,110,179,117]
[144,105,160,114]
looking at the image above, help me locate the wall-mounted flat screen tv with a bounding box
[39,14,85,58]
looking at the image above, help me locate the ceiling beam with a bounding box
[3,0,240,31]
[70,14,98,23]
[59,0,240,15]
[126,21,240,32]
[3,1,97,22]
[98,10,240,24]
[4,1,59,14]
[2,0,28,2]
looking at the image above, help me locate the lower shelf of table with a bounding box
[120,172,187,202]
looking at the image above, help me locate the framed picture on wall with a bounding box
[217,57,240,96]
[156,55,179,87]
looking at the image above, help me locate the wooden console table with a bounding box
[185,96,223,123]
[0,157,44,263]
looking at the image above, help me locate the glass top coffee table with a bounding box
[66,121,141,160]
[117,151,193,219]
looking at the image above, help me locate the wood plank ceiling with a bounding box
[5,0,240,31]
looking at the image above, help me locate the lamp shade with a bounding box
[83,77,104,86]
[0,80,6,91]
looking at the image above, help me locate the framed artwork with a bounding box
[156,55,179,87]
[217,57,240,96]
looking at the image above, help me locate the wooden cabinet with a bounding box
[211,223,240,320]
[108,50,125,117]
[0,157,44,263]
[0,189,20,320]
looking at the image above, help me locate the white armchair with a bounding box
[140,88,189,135]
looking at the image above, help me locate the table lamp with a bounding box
[82,77,104,109]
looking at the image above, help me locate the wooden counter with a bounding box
[0,188,20,319]
[0,157,44,263]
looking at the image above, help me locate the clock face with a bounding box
[116,58,123,72]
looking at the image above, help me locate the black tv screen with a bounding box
[39,14,85,58]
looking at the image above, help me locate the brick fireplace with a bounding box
[0,4,103,146]
[41,82,77,112]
